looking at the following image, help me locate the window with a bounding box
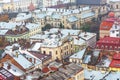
[112,31,115,33]
[116,34,119,37]
[43,51,46,54]
[56,51,58,55]
[49,51,52,55]
[116,5,119,9]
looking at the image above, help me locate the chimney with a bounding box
[34,58,36,64]
[7,64,11,70]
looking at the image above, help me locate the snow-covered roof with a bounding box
[31,43,42,51]
[13,52,33,69]
[26,23,40,30]
[0,30,8,35]
[0,22,21,30]
[15,13,32,21]
[30,34,48,40]
[81,12,95,19]
[3,62,24,76]
[104,72,120,80]
[84,69,108,80]
[67,16,78,22]
[79,32,96,40]
[36,13,46,19]
[84,55,91,63]
[51,14,61,19]
[70,48,86,59]
[74,37,86,45]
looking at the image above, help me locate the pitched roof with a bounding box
[109,59,120,68]
[113,53,120,60]
[100,20,114,30]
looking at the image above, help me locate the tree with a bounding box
[60,22,64,29]
[42,24,52,31]
[80,23,90,32]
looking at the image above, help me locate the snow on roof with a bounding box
[0,22,21,30]
[3,62,24,76]
[30,34,48,40]
[93,50,100,57]
[0,30,8,35]
[81,12,95,19]
[16,13,32,21]
[62,11,71,15]
[61,29,80,35]
[31,43,42,51]
[13,51,33,69]
[26,23,40,30]
[70,48,86,59]
[36,13,46,19]
[84,69,108,80]
[104,72,120,80]
[51,14,61,19]
[67,16,78,22]
[74,37,86,45]
[84,55,91,63]
[79,32,96,40]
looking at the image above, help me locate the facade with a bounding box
[109,0,120,16]
[96,36,120,51]
[2,0,38,12]
[30,28,96,61]
[0,22,41,42]
[110,22,120,38]
[109,53,120,71]
[33,6,96,29]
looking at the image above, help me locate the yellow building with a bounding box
[4,22,41,42]
[40,34,74,61]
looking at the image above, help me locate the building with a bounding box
[41,63,84,80]
[109,53,120,71]
[96,36,120,51]
[30,28,96,61]
[2,0,38,12]
[0,68,14,80]
[109,0,120,16]
[33,6,96,29]
[110,21,120,38]
[0,21,41,42]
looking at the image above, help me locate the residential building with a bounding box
[99,12,116,38]
[96,36,120,51]
[0,43,43,80]
[109,53,120,71]
[109,0,120,16]
[2,0,38,12]
[33,6,96,29]
[110,22,120,38]
[41,63,84,80]
[30,28,96,61]
[0,22,41,42]
[0,68,14,80]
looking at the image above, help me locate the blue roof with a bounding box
[67,16,78,22]
[81,12,95,19]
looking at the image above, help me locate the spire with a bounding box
[28,1,35,11]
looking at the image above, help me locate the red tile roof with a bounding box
[108,12,115,18]
[42,67,50,73]
[42,66,58,73]
[49,67,58,71]
[96,37,120,50]
[100,20,114,30]
[28,3,35,11]
[109,60,120,68]
[113,53,120,60]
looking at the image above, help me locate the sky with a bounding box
[0,0,19,3]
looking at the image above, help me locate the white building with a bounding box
[110,22,120,38]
